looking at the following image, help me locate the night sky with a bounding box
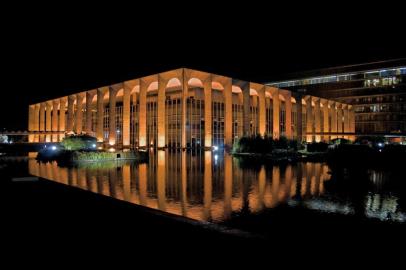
[2,5,405,130]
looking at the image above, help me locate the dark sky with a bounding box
[2,5,405,130]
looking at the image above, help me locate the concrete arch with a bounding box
[232,85,242,93]
[184,69,211,84]
[250,89,258,96]
[184,69,212,148]
[154,70,184,148]
[116,88,124,99]
[212,75,233,145]
[212,81,224,90]
[166,78,182,88]
[131,85,140,94]
[92,94,98,103]
[107,84,123,146]
[188,78,203,88]
[147,81,158,92]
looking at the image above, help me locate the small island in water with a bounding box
[36,134,148,165]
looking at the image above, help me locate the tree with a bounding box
[61,134,97,151]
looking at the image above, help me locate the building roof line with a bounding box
[267,58,406,85]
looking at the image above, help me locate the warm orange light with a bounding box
[158,135,165,148]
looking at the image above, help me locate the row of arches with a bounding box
[28,68,355,146]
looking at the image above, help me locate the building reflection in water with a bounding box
[28,151,405,223]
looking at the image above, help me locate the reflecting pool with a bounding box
[28,151,406,224]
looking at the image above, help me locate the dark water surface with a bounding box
[22,150,405,228]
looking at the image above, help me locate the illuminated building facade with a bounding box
[268,60,406,138]
[28,68,354,148]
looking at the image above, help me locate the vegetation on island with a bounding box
[232,135,301,154]
[232,134,406,167]
[36,134,148,164]
[61,134,97,150]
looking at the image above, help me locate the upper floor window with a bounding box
[364,77,398,87]
[365,71,379,79]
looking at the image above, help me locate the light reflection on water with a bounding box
[28,151,405,223]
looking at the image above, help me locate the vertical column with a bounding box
[138,163,147,206]
[284,165,293,200]
[67,95,75,133]
[122,85,131,148]
[131,90,138,146]
[52,100,59,142]
[86,91,95,135]
[203,151,212,220]
[138,80,147,148]
[108,87,118,146]
[59,98,66,141]
[28,105,34,132]
[337,104,343,134]
[46,102,52,132]
[272,89,280,139]
[322,100,330,141]
[96,88,106,143]
[314,98,321,142]
[28,105,35,142]
[306,96,313,142]
[75,93,84,134]
[258,87,266,136]
[224,154,233,218]
[203,77,212,148]
[52,100,59,131]
[39,103,45,142]
[224,79,233,146]
[157,76,167,149]
[34,104,40,142]
[271,167,280,206]
[181,151,188,216]
[242,83,251,137]
[181,72,189,149]
[349,106,355,133]
[59,98,66,132]
[284,92,292,139]
[157,150,166,211]
[349,105,356,141]
[257,166,266,211]
[330,102,337,139]
[343,105,350,133]
[122,164,131,202]
[294,93,303,141]
[34,104,40,131]
[46,102,52,142]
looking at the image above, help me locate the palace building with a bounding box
[28,68,354,149]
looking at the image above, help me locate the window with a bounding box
[365,71,379,79]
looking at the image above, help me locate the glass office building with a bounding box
[268,59,406,138]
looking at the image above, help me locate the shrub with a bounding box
[61,134,97,151]
[307,142,329,152]
[233,135,301,154]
